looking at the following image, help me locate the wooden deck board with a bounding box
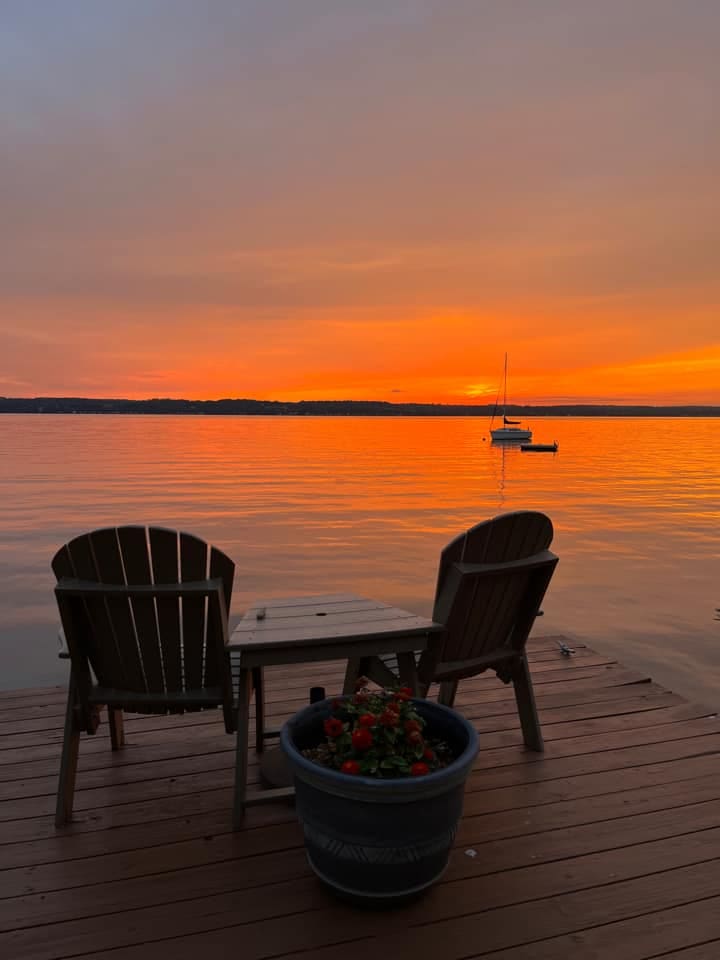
[0,636,718,960]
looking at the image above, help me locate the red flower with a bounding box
[353,692,369,704]
[411,762,430,777]
[341,760,361,775]
[394,689,411,702]
[423,747,435,761]
[323,717,344,738]
[404,719,421,734]
[358,713,376,728]
[407,729,423,745]
[379,710,399,727]
[351,728,374,751]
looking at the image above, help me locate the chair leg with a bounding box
[396,651,420,696]
[343,657,368,694]
[55,678,81,827]
[252,667,265,754]
[233,668,252,831]
[512,654,544,752]
[437,680,459,707]
[109,708,124,750]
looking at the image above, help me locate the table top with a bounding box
[228,592,443,652]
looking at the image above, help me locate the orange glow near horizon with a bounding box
[5,297,718,405]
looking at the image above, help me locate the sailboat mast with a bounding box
[503,352,508,418]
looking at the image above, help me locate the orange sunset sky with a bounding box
[2,1,719,405]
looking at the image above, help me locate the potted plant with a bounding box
[280,681,479,903]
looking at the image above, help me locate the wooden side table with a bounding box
[228,593,443,828]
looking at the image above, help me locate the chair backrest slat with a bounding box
[428,512,558,679]
[61,533,125,686]
[89,528,147,694]
[434,532,465,600]
[451,572,517,662]
[52,544,96,706]
[179,532,208,691]
[117,526,164,694]
[210,546,234,619]
[206,546,235,688]
[149,527,182,692]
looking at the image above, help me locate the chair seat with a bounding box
[432,649,518,682]
[88,685,226,711]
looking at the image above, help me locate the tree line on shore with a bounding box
[2,397,719,416]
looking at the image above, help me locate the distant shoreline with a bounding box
[2,398,720,417]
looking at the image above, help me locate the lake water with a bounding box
[1,415,718,707]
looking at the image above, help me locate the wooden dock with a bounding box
[1,637,719,959]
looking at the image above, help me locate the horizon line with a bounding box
[3,396,720,412]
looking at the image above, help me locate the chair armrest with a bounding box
[58,626,70,659]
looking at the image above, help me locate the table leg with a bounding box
[252,667,265,754]
[233,668,252,830]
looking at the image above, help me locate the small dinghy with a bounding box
[521,442,558,452]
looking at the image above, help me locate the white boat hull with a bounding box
[491,427,532,442]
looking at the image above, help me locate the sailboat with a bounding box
[490,353,532,442]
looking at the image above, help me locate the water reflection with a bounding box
[0,415,718,706]
[488,440,518,509]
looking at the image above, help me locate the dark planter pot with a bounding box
[280,697,479,903]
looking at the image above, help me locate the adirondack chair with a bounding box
[52,526,258,827]
[418,511,559,750]
[363,512,558,750]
